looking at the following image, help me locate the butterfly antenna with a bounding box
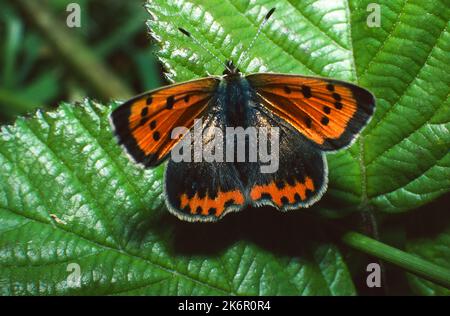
[178,27,232,73]
[237,7,275,68]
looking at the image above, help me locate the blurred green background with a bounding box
[0,0,164,123]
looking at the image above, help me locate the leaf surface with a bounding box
[0,0,449,295]
[0,101,355,295]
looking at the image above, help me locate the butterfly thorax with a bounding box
[218,73,255,127]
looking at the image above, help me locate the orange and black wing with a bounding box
[235,101,328,211]
[247,73,375,150]
[110,77,219,167]
[165,158,247,222]
[246,134,328,211]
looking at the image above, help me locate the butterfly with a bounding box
[110,8,375,222]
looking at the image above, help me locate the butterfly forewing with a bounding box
[110,77,219,167]
[247,73,375,151]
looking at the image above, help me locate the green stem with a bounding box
[342,231,450,289]
[13,0,133,100]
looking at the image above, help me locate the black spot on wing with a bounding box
[304,117,312,128]
[301,85,312,98]
[149,120,156,130]
[284,86,292,94]
[319,80,376,151]
[166,96,175,109]
[208,207,217,215]
[332,93,341,101]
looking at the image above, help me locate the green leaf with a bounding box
[0,0,449,295]
[405,201,450,295]
[146,0,450,214]
[0,100,355,295]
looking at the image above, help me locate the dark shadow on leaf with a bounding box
[381,193,450,242]
[149,204,343,259]
[375,193,450,295]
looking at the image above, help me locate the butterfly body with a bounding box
[111,60,375,222]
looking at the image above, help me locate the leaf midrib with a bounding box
[343,0,371,212]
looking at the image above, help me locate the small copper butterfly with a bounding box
[110,8,375,222]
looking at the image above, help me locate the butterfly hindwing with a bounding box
[247,73,375,151]
[234,99,327,211]
[247,139,326,211]
[164,109,246,222]
[165,160,246,222]
[110,77,219,167]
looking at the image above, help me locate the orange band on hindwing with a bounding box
[179,189,245,218]
[250,177,315,207]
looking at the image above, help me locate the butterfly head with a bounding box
[223,60,241,76]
